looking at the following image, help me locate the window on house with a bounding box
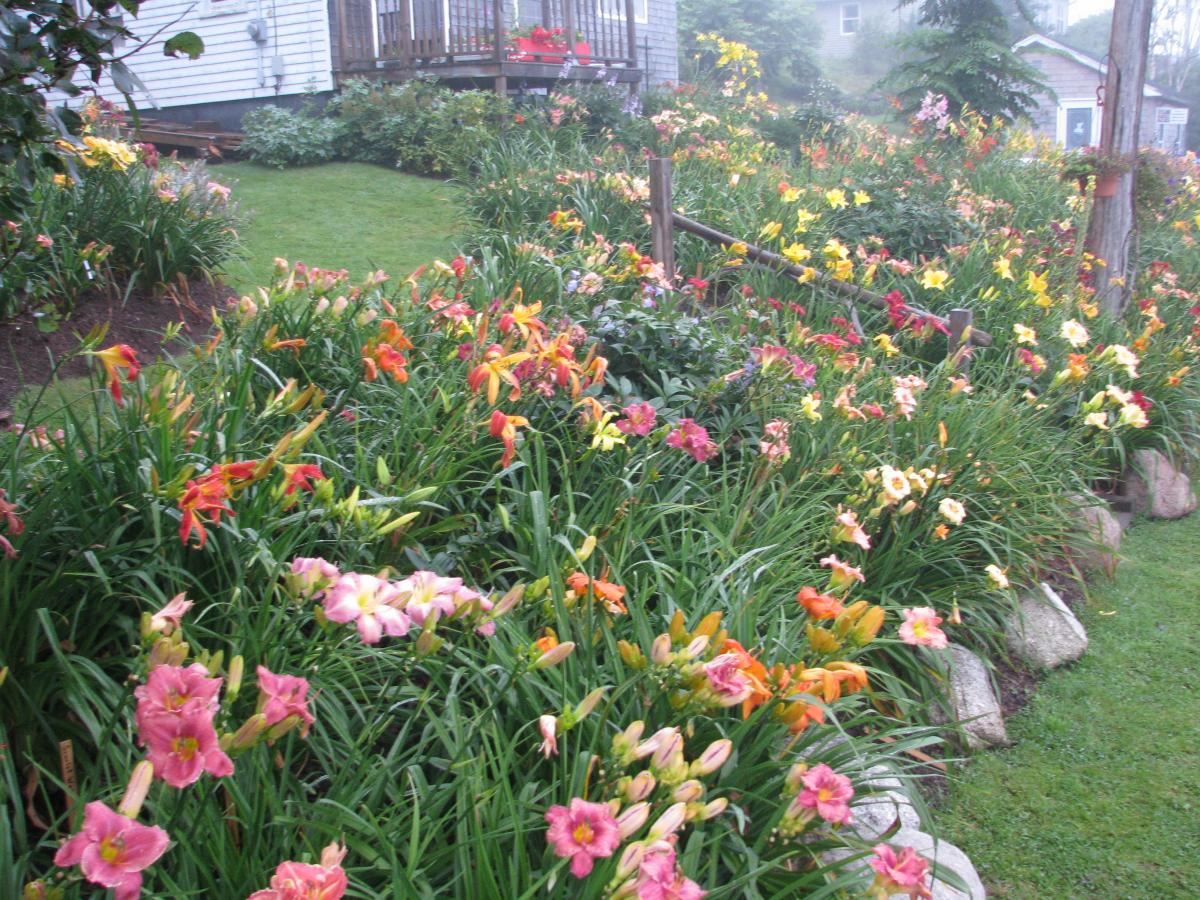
[598,0,649,26]
[841,3,860,35]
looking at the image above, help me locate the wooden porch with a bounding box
[329,0,644,93]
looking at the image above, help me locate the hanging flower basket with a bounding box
[1094,173,1119,198]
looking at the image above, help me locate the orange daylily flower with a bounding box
[468,344,532,405]
[90,344,140,404]
[566,571,628,615]
[498,301,547,340]
[797,586,844,620]
[489,409,530,467]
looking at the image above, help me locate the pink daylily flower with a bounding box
[832,510,871,550]
[393,570,464,625]
[634,841,707,899]
[538,714,559,758]
[140,710,233,788]
[148,593,193,636]
[702,654,752,707]
[54,801,170,900]
[796,763,854,825]
[256,666,315,737]
[898,607,949,649]
[133,664,221,727]
[323,573,410,644]
[869,843,932,899]
[616,401,658,436]
[665,419,719,463]
[249,841,349,900]
[544,797,621,878]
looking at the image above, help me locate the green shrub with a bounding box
[240,105,342,168]
[0,140,240,316]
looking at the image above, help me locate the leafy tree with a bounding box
[0,1,202,212]
[881,0,1050,122]
[1062,11,1113,59]
[677,0,822,97]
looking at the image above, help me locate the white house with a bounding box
[57,1,678,131]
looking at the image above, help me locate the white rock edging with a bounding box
[942,645,1008,750]
[1068,493,1121,576]
[1125,448,1197,520]
[850,764,922,842]
[822,826,987,899]
[1005,582,1087,669]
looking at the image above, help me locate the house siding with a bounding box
[51,1,334,113]
[812,0,910,60]
[1018,46,1189,150]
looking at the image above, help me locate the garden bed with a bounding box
[0,282,224,407]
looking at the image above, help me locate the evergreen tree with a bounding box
[882,0,1050,122]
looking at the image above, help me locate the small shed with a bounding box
[1014,33,1190,155]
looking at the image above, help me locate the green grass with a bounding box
[937,514,1200,898]
[212,162,462,291]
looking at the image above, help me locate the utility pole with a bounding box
[1085,0,1154,317]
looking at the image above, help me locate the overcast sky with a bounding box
[1069,0,1114,25]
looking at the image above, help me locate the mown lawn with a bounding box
[212,162,462,291]
[937,513,1200,898]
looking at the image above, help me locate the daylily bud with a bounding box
[415,629,443,657]
[492,584,525,618]
[850,605,886,644]
[118,761,154,818]
[898,499,918,516]
[690,738,733,777]
[615,841,646,880]
[668,609,687,641]
[266,714,303,741]
[650,633,673,664]
[533,640,575,669]
[575,534,597,562]
[681,635,709,659]
[616,802,650,838]
[147,636,188,670]
[538,715,558,758]
[648,802,687,840]
[617,639,647,668]
[634,726,675,761]
[785,762,808,792]
[699,797,728,820]
[692,611,723,638]
[612,720,646,759]
[672,779,704,803]
[225,655,245,704]
[650,729,683,768]
[527,575,551,599]
[229,713,269,750]
[574,687,606,720]
[624,770,657,802]
[806,623,842,653]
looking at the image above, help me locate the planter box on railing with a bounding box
[508,37,591,65]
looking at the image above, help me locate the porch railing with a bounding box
[332,0,640,72]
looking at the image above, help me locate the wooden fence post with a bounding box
[947,308,973,371]
[649,157,675,282]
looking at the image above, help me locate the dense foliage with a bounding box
[883,0,1049,122]
[0,102,240,317]
[4,38,1200,900]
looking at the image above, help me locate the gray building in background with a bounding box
[1015,33,1190,154]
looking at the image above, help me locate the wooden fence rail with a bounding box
[644,158,991,365]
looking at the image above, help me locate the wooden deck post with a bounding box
[493,0,506,96]
[649,157,675,282]
[947,308,973,371]
[562,0,577,63]
[624,0,637,67]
